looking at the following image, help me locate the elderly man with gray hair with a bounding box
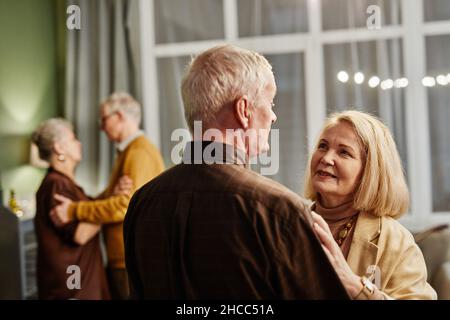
[124,45,348,299]
[50,92,165,299]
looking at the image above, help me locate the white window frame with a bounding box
[139,0,450,231]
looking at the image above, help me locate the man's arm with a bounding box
[270,202,350,299]
[67,147,164,224]
[67,194,131,224]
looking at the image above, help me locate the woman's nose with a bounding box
[320,152,335,166]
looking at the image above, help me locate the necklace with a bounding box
[336,214,358,246]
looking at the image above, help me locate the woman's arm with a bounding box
[73,222,101,245]
[312,212,436,300]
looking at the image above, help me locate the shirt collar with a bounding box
[182,141,248,166]
[116,130,144,152]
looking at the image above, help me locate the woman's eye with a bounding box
[340,149,351,156]
[318,143,327,150]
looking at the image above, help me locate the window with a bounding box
[261,53,307,193]
[425,34,450,212]
[324,39,408,173]
[154,0,224,44]
[424,0,450,22]
[140,0,450,230]
[238,0,308,37]
[321,0,401,30]
[156,56,190,165]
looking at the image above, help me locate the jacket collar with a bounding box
[116,130,144,152]
[347,211,382,276]
[182,141,247,166]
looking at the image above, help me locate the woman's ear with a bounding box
[234,96,251,129]
[53,141,65,156]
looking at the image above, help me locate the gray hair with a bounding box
[31,118,73,162]
[101,92,141,124]
[181,44,274,132]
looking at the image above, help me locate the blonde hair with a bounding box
[101,92,141,124]
[31,118,73,162]
[303,110,409,219]
[181,44,273,132]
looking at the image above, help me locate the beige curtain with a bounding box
[64,0,141,195]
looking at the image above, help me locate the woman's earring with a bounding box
[57,154,65,162]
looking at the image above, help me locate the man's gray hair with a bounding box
[31,118,73,162]
[181,44,274,132]
[101,92,141,124]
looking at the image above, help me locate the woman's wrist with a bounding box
[347,274,364,298]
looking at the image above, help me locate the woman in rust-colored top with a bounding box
[32,118,131,299]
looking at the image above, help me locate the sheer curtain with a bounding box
[157,56,190,166]
[154,0,309,193]
[153,0,226,166]
[321,0,402,30]
[322,0,408,175]
[323,39,408,171]
[263,53,307,193]
[65,0,141,194]
[425,34,450,212]
[238,0,308,37]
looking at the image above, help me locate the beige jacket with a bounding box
[347,211,437,300]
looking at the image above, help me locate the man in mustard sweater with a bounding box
[50,92,165,299]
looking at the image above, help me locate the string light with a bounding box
[381,79,394,90]
[436,75,448,86]
[368,76,380,88]
[399,78,409,88]
[334,70,450,88]
[337,71,349,83]
[422,76,436,87]
[354,72,365,84]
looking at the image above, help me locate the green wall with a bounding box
[0,0,60,202]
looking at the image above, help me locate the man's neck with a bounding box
[117,125,139,143]
[195,130,245,152]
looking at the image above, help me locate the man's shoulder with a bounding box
[135,163,310,220]
[127,135,157,151]
[123,136,163,163]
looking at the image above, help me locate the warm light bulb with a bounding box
[337,71,349,83]
[436,75,448,86]
[399,77,409,88]
[381,79,394,90]
[354,72,365,84]
[422,76,436,87]
[368,76,380,88]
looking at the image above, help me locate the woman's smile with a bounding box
[316,170,337,179]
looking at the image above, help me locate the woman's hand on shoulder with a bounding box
[312,211,363,298]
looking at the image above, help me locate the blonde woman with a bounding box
[304,110,436,300]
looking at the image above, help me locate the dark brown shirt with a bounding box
[124,141,349,299]
[34,168,110,300]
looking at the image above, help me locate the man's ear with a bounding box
[234,96,251,129]
[116,110,125,121]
